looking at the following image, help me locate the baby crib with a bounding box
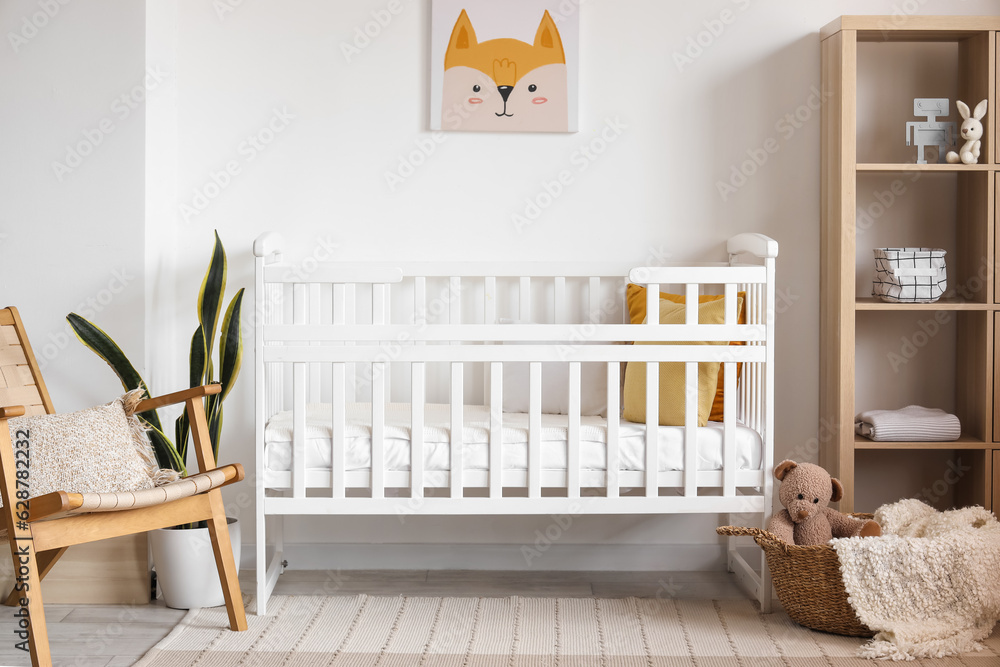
[253,231,778,614]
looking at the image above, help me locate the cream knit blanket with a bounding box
[831,499,1000,660]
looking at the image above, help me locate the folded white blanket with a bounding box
[854,405,960,441]
[832,499,1000,660]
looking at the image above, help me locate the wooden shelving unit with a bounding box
[821,15,999,513]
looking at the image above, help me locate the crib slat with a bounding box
[373,284,386,324]
[450,277,462,326]
[373,284,390,401]
[723,361,737,497]
[520,277,531,322]
[334,284,346,325]
[293,283,307,325]
[484,277,497,324]
[724,283,737,326]
[346,284,357,403]
[645,283,659,326]
[645,361,658,498]
[331,362,346,498]
[529,362,542,498]
[414,277,427,326]
[606,361,620,498]
[554,277,567,324]
[490,361,503,498]
[684,361,698,497]
[754,285,760,430]
[685,284,698,325]
[293,363,307,499]
[372,362,385,499]
[310,283,322,400]
[411,363,425,500]
[590,277,601,322]
[451,362,464,498]
[567,362,581,499]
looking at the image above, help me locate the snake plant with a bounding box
[67,231,244,476]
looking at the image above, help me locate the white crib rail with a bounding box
[256,256,772,506]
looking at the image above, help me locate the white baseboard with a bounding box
[242,543,727,572]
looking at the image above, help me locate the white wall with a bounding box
[0,0,147,410]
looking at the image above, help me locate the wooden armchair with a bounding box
[0,306,247,667]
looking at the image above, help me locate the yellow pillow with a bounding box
[622,297,739,427]
[626,283,746,422]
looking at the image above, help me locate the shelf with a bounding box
[857,163,994,172]
[854,434,988,450]
[855,297,989,311]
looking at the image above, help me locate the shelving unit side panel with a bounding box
[995,173,1000,305]
[991,450,998,510]
[956,311,989,443]
[958,33,993,168]
[994,312,1000,443]
[820,30,858,511]
[955,172,991,305]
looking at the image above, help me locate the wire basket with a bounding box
[717,515,875,637]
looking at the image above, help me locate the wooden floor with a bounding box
[0,570,747,666]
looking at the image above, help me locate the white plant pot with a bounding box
[150,517,241,610]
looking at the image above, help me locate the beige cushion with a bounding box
[4,391,178,506]
[622,297,739,427]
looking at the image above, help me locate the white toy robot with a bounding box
[906,98,956,164]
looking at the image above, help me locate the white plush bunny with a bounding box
[945,99,987,165]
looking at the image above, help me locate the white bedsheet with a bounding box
[264,403,762,473]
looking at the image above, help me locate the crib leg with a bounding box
[759,550,773,613]
[726,513,736,573]
[256,502,267,615]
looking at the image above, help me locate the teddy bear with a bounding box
[767,460,881,546]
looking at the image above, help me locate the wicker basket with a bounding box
[717,515,875,637]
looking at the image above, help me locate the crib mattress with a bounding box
[264,403,762,474]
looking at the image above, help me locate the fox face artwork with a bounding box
[440,8,569,133]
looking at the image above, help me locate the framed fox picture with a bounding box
[430,0,580,133]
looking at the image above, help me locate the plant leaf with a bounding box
[66,313,162,434]
[174,413,189,471]
[147,423,186,476]
[176,325,207,466]
[190,325,207,389]
[218,289,244,401]
[197,231,227,379]
[208,398,223,465]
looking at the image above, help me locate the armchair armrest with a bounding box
[0,406,26,419]
[136,384,222,413]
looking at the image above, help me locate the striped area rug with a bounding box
[136,595,1000,666]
